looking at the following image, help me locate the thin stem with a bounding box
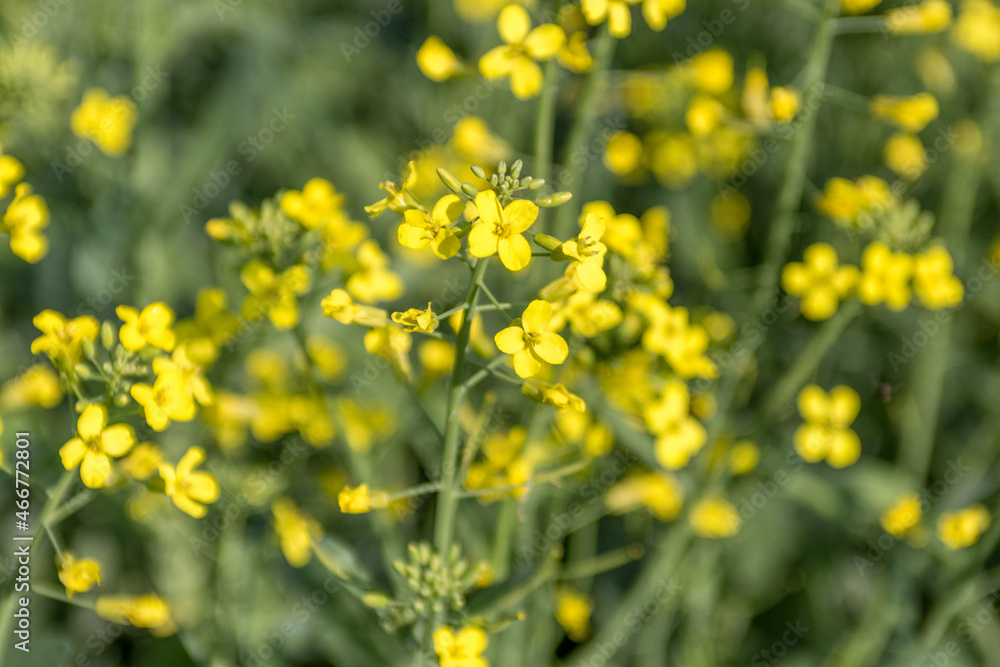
[752,0,840,314]
[463,355,509,391]
[465,358,523,387]
[438,301,519,320]
[386,481,442,501]
[457,460,589,498]
[560,544,644,580]
[534,58,559,184]
[477,280,515,324]
[33,582,96,610]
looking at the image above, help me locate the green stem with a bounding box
[433,258,489,557]
[477,281,515,324]
[457,460,589,498]
[551,26,616,241]
[752,0,840,314]
[534,59,559,185]
[560,544,643,580]
[832,16,886,34]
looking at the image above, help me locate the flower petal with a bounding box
[495,326,526,354]
[100,425,136,457]
[498,4,531,44]
[524,25,566,60]
[532,332,568,364]
[512,349,542,378]
[468,222,499,258]
[504,200,539,233]
[498,234,531,271]
[78,404,107,440]
[521,300,553,334]
[474,190,503,228]
[59,438,86,470]
[81,451,112,488]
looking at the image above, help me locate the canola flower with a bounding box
[479,5,565,99]
[494,300,569,378]
[59,405,136,488]
[794,385,862,468]
[70,87,138,157]
[158,447,220,518]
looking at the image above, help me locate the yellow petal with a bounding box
[608,1,633,37]
[521,300,553,334]
[797,385,829,422]
[509,57,544,99]
[468,222,499,257]
[495,326,526,354]
[184,471,220,503]
[80,451,112,488]
[504,200,539,233]
[59,438,86,470]
[177,447,206,478]
[432,194,464,223]
[498,4,531,44]
[828,386,861,426]
[524,25,566,60]
[77,404,107,440]
[533,332,568,364]
[498,234,531,271]
[513,348,542,377]
[480,45,515,79]
[100,425,135,457]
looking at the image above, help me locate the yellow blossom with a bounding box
[685,95,726,136]
[305,335,347,381]
[392,303,439,333]
[433,626,489,667]
[603,131,643,177]
[59,404,136,488]
[770,86,800,122]
[174,287,240,366]
[858,241,914,311]
[952,0,1000,61]
[495,300,569,378]
[398,194,463,258]
[870,93,939,132]
[606,472,684,520]
[95,595,174,635]
[1,364,63,409]
[117,302,177,352]
[479,5,566,99]
[648,132,698,188]
[272,498,322,567]
[913,245,963,309]
[937,505,990,549]
[417,36,463,81]
[30,310,99,371]
[120,443,164,480]
[522,380,586,411]
[881,493,922,537]
[364,161,422,217]
[884,132,927,179]
[842,0,882,14]
[781,243,860,321]
[320,288,388,326]
[886,0,953,33]
[582,0,640,37]
[550,290,623,338]
[794,384,862,468]
[281,177,344,229]
[711,191,751,237]
[70,88,138,156]
[642,0,686,29]
[555,589,594,641]
[468,189,538,271]
[130,370,197,432]
[364,324,414,382]
[2,182,49,262]
[347,240,403,302]
[638,302,717,379]
[240,261,311,330]
[0,149,24,198]
[159,447,220,518]
[558,31,594,72]
[58,553,101,596]
[816,176,895,227]
[338,484,389,513]
[690,497,741,538]
[729,441,760,474]
[683,48,734,95]
[644,381,706,469]
[558,212,609,292]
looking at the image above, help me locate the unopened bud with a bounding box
[537,192,573,207]
[437,168,463,194]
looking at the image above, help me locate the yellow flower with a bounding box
[419,339,455,379]
[555,589,594,641]
[880,493,922,537]
[347,240,403,302]
[642,0,686,30]
[648,132,699,188]
[690,497,741,538]
[816,175,895,227]
[550,290,623,338]
[952,0,1000,61]
[433,626,489,667]
[281,177,344,229]
[451,116,512,165]
[417,36,463,81]
[153,345,214,406]
[842,0,882,14]
[30,310,99,371]
[240,261,311,330]
[521,380,586,411]
[364,161,422,217]
[870,92,939,132]
[781,243,860,321]
[558,212,609,292]
[305,335,347,381]
[130,370,197,432]
[2,182,49,262]
[606,472,684,520]
[117,302,177,352]
[95,595,174,635]
[0,364,63,409]
[913,245,963,309]
[468,190,538,271]
[794,384,862,468]
[479,5,566,99]
[582,0,641,37]
[398,194,463,259]
[558,31,594,72]
[70,88,138,157]
[884,132,927,179]
[320,288,388,326]
[391,303,439,333]
[729,441,760,475]
[858,241,914,311]
[58,553,101,597]
[338,484,389,513]
[59,404,136,488]
[937,505,990,549]
[685,95,726,136]
[159,447,219,518]
[120,443,164,481]
[638,302,717,379]
[272,498,322,567]
[603,131,643,176]
[644,381,706,469]
[364,325,414,382]
[886,0,953,33]
[174,287,240,366]
[0,149,24,198]
[495,300,569,378]
[770,86,800,123]
[683,48,734,95]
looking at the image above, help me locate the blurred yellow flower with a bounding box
[880,493,922,537]
[272,498,322,567]
[338,484,389,513]
[392,303,439,333]
[555,588,594,641]
[347,240,403,302]
[644,380,706,469]
[683,48,734,95]
[521,380,586,411]
[1,364,63,409]
[781,243,860,321]
[479,5,566,99]
[841,0,882,14]
[398,194,463,259]
[729,441,760,475]
[30,310,99,371]
[58,553,101,596]
[884,132,927,179]
[240,261,311,330]
[558,31,594,72]
[582,0,640,37]
[0,149,24,197]
[913,245,963,309]
[690,497,741,538]
[858,241,914,311]
[130,369,196,432]
[433,626,489,667]
[321,288,388,326]
[606,472,684,520]
[952,0,1000,61]
[71,88,138,156]
[770,86,800,123]
[120,443,164,481]
[603,131,643,177]
[117,302,177,352]
[417,36,463,81]
[96,595,174,635]
[59,404,135,488]
[159,447,219,518]
[794,384,862,468]
[281,177,344,229]
[2,182,49,263]
[937,505,990,549]
[886,0,953,33]
[870,92,939,132]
